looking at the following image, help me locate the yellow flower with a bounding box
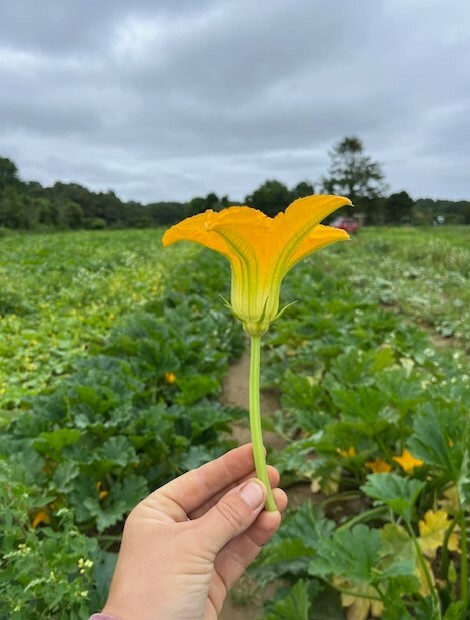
[366,457,392,473]
[32,511,50,528]
[339,446,357,457]
[162,196,351,336]
[393,448,424,473]
[165,371,177,384]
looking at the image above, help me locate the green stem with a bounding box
[407,524,440,613]
[324,580,383,602]
[249,335,276,511]
[459,510,468,617]
[336,506,388,532]
[441,516,458,580]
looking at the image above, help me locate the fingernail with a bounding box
[240,480,265,509]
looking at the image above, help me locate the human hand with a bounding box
[101,443,287,620]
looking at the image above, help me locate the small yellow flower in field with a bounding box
[393,448,424,473]
[162,195,351,336]
[366,457,392,473]
[32,511,50,528]
[165,371,177,384]
[339,446,357,457]
[96,480,108,500]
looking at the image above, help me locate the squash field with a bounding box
[0,226,469,619]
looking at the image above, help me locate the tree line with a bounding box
[1,137,469,232]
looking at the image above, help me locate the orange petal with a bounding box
[32,511,50,528]
[277,194,353,232]
[272,195,351,278]
[162,210,232,260]
[286,224,350,271]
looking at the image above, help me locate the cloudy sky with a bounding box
[0,0,469,203]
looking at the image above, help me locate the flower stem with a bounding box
[249,335,277,511]
[407,524,440,613]
[459,509,468,617]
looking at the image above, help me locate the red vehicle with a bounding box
[331,216,360,234]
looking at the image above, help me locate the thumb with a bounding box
[195,479,267,554]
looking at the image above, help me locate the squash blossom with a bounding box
[163,195,351,509]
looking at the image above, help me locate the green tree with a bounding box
[0,189,37,229]
[385,191,414,225]
[60,201,84,229]
[292,181,315,200]
[147,202,188,226]
[0,157,19,191]
[246,180,292,217]
[188,193,221,217]
[322,136,388,205]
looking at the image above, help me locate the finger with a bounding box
[188,465,280,520]
[194,479,267,555]
[152,444,256,517]
[214,488,287,590]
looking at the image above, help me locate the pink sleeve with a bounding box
[88,615,118,620]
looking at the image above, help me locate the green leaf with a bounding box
[32,428,82,455]
[253,539,316,587]
[280,501,335,543]
[92,436,138,469]
[179,445,214,470]
[83,475,148,532]
[442,601,466,620]
[308,524,381,584]
[52,461,80,494]
[91,549,118,603]
[361,473,425,522]
[379,523,420,588]
[407,406,461,479]
[413,596,441,620]
[176,375,220,406]
[263,579,318,620]
[74,385,119,414]
[253,503,335,587]
[83,497,127,532]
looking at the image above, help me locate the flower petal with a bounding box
[271,194,351,282]
[277,194,353,231]
[286,224,350,272]
[162,210,232,259]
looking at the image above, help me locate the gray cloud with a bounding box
[0,0,469,202]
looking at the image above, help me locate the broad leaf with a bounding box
[308,524,381,584]
[408,405,463,480]
[361,473,425,522]
[263,579,318,620]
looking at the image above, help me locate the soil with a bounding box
[218,345,312,619]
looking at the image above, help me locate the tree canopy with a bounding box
[0,150,468,231]
[322,136,388,203]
